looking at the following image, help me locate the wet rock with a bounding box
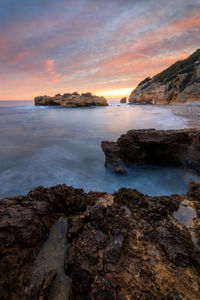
[102,128,200,174]
[101,141,127,174]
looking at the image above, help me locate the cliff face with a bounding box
[34,92,108,107]
[129,49,200,104]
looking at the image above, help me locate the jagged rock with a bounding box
[1,184,200,299]
[0,185,87,300]
[120,97,127,103]
[129,49,200,104]
[34,92,108,107]
[101,128,200,174]
[64,187,200,299]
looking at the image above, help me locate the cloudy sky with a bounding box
[0,0,200,100]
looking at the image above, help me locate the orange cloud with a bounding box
[45,59,61,81]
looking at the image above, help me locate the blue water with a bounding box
[0,99,199,198]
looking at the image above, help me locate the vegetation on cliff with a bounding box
[129,49,200,104]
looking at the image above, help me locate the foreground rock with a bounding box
[129,48,200,104]
[0,185,87,300]
[102,128,200,174]
[34,92,108,107]
[1,183,200,299]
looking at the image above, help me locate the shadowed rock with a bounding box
[101,128,200,174]
[1,183,200,299]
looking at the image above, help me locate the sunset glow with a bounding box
[96,88,134,98]
[0,0,199,100]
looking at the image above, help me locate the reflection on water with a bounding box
[26,217,71,299]
[173,199,197,228]
[0,100,199,198]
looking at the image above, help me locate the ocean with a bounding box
[0,99,199,199]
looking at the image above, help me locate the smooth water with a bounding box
[0,99,199,198]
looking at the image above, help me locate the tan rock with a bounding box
[129,49,200,104]
[34,92,108,107]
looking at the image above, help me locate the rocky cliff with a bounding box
[34,92,108,107]
[1,183,200,299]
[129,49,200,104]
[102,128,200,174]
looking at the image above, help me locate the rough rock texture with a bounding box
[120,97,127,103]
[129,49,200,104]
[0,185,87,300]
[34,92,108,107]
[65,187,200,299]
[1,183,200,299]
[101,128,200,174]
[38,270,57,300]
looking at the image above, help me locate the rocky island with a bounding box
[34,92,108,107]
[129,49,200,104]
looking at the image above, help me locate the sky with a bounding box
[0,0,200,100]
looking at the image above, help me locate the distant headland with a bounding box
[129,49,200,104]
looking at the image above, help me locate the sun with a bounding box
[95,88,133,98]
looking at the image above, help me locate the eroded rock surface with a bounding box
[34,92,108,107]
[65,187,200,299]
[102,128,200,174]
[0,185,87,300]
[129,49,200,104]
[1,183,200,299]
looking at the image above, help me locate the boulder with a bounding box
[120,97,127,103]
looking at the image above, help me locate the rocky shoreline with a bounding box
[34,92,108,107]
[2,128,200,299]
[1,183,200,299]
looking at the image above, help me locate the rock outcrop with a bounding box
[1,183,200,299]
[120,97,127,103]
[101,128,200,174]
[129,49,200,104]
[34,92,108,107]
[0,185,87,300]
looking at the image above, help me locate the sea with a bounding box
[0,99,199,199]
